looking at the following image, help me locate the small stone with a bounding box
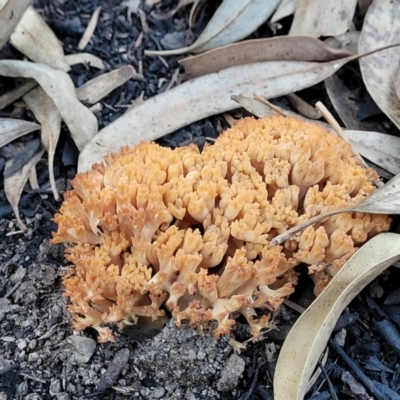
[56,393,70,400]
[28,339,37,350]
[17,339,27,350]
[150,387,166,399]
[197,350,206,360]
[66,335,96,365]
[0,392,7,400]
[28,352,40,363]
[50,379,61,395]
[216,353,245,392]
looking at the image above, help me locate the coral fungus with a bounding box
[52,115,390,342]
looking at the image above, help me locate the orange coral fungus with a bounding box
[52,115,390,342]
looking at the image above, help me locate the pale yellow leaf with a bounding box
[0,0,29,50]
[0,118,40,148]
[274,232,400,400]
[4,148,45,232]
[10,6,70,71]
[180,36,353,78]
[76,65,137,105]
[78,56,354,172]
[145,0,280,56]
[289,0,358,37]
[359,0,400,130]
[23,87,62,200]
[0,60,98,150]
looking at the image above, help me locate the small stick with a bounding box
[253,95,289,117]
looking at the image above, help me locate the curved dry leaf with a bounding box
[145,0,281,56]
[0,79,37,111]
[274,232,400,400]
[78,6,101,50]
[23,87,62,200]
[289,0,358,37]
[0,60,98,150]
[180,36,353,79]
[79,56,354,172]
[0,118,40,148]
[286,93,321,119]
[325,74,382,131]
[344,129,400,175]
[10,6,70,71]
[4,147,45,232]
[359,0,400,130]
[65,53,106,69]
[0,0,30,50]
[76,65,137,105]
[271,0,297,22]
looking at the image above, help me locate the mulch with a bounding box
[1,1,400,399]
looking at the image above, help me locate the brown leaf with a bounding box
[359,0,400,129]
[0,118,40,148]
[0,60,98,150]
[10,6,70,71]
[4,147,45,232]
[23,87,62,200]
[145,0,281,56]
[286,93,321,120]
[0,0,30,50]
[79,56,355,172]
[180,36,353,79]
[289,0,358,37]
[76,65,138,105]
[274,232,400,400]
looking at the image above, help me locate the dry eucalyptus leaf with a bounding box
[10,6,70,71]
[325,74,382,131]
[231,94,277,119]
[0,60,98,150]
[272,174,400,246]
[4,147,45,232]
[274,232,400,400]
[65,53,106,69]
[23,87,62,200]
[145,0,280,56]
[0,0,30,50]
[289,0,358,37]
[76,65,137,105]
[359,0,400,130]
[286,93,321,119]
[0,79,37,111]
[79,56,355,172]
[180,36,353,79]
[333,31,361,54]
[344,130,400,175]
[270,0,297,22]
[0,118,40,148]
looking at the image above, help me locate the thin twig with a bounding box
[253,95,289,117]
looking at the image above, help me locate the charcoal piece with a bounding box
[62,138,79,167]
[357,99,382,120]
[334,311,358,331]
[384,290,400,306]
[384,305,400,328]
[372,380,400,400]
[373,318,400,357]
[365,356,393,373]
[96,348,130,393]
[0,204,12,219]
[3,139,41,178]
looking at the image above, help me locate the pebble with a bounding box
[216,353,245,392]
[28,352,40,363]
[66,335,96,365]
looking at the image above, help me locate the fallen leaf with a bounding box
[0,0,30,50]
[332,31,361,54]
[344,129,400,175]
[0,118,41,148]
[4,147,45,231]
[0,60,98,150]
[274,232,400,400]
[79,55,355,172]
[289,0,358,37]
[76,65,138,105]
[271,0,297,22]
[23,87,62,200]
[10,6,70,71]
[152,0,199,21]
[358,0,372,16]
[180,36,353,78]
[325,74,382,131]
[65,53,106,69]
[359,0,400,130]
[286,93,321,119]
[121,0,141,15]
[271,173,400,246]
[78,6,102,50]
[145,0,281,56]
[0,79,37,111]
